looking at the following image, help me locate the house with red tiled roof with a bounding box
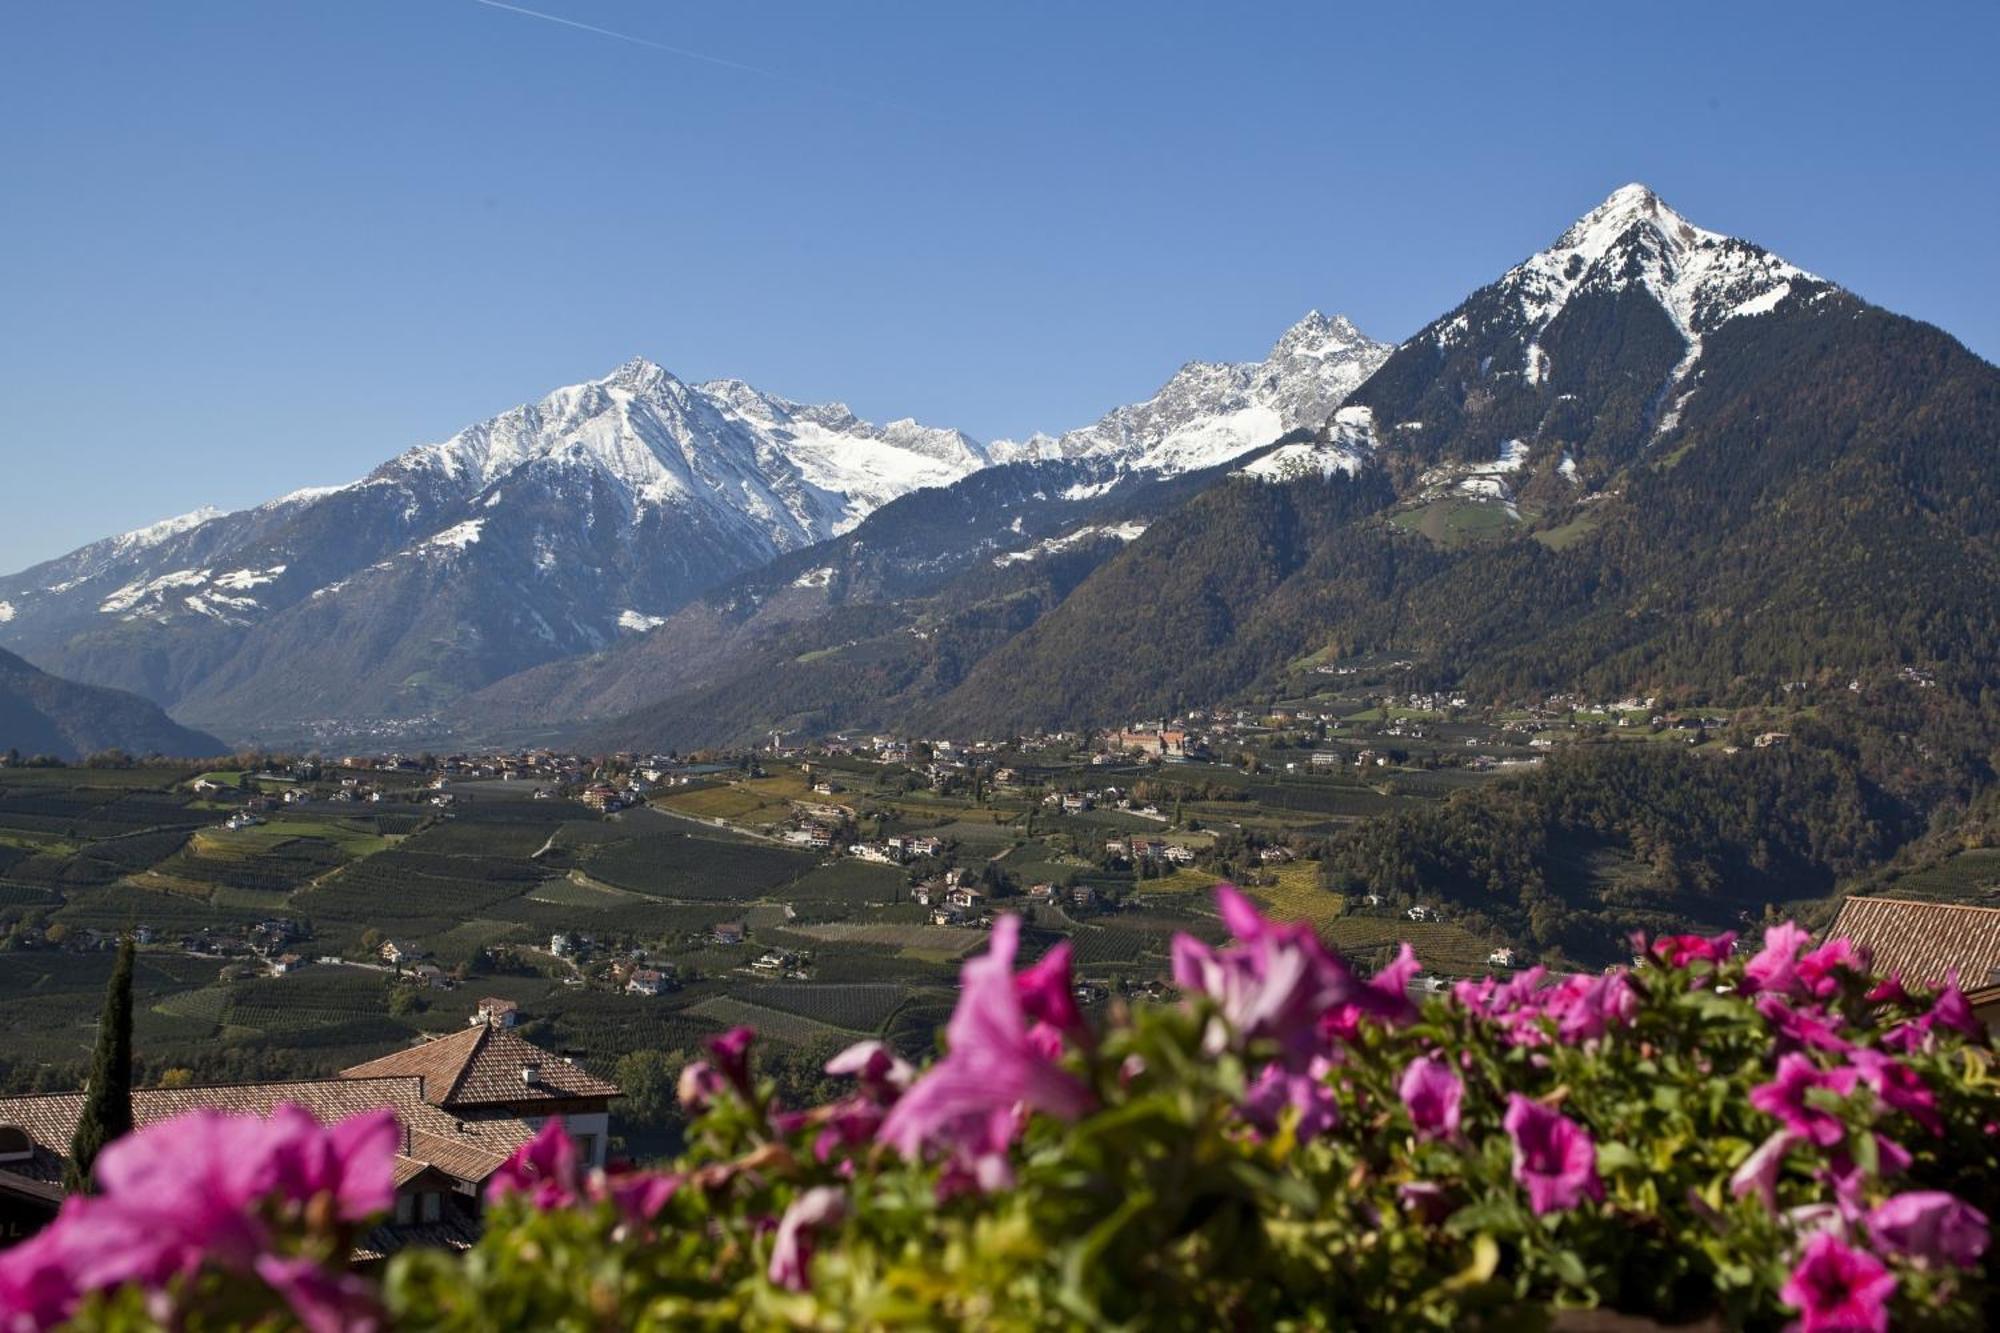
[1826,895,2000,1028]
[339,1022,618,1169]
[0,1021,617,1256]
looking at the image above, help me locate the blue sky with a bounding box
[2,1,1996,572]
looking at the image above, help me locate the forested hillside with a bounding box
[1316,744,1911,962]
[0,648,223,761]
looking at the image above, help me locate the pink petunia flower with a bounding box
[253,1255,384,1333]
[1749,1054,1860,1147]
[1173,885,1357,1067]
[767,1186,846,1293]
[486,1118,582,1207]
[1865,1191,1989,1270]
[1240,1057,1340,1141]
[878,916,1092,1187]
[1502,1094,1602,1215]
[1650,931,1738,968]
[1013,940,1088,1045]
[1397,1056,1463,1141]
[1847,1049,1943,1137]
[1742,922,1813,997]
[1756,996,1855,1056]
[1779,1232,1897,1333]
[0,1106,398,1333]
[1795,937,1868,999]
[1730,1129,1797,1212]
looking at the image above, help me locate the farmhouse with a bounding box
[470,996,520,1029]
[0,1022,618,1259]
[626,968,667,997]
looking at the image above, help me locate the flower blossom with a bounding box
[768,1187,846,1292]
[1241,1057,1340,1141]
[1648,930,1738,968]
[1398,1056,1463,1141]
[487,1120,679,1233]
[1779,1232,1897,1333]
[1502,1094,1602,1215]
[1172,884,1357,1067]
[1742,922,1814,998]
[1865,1191,1989,1270]
[1749,1054,1860,1147]
[1730,1129,1797,1212]
[1320,943,1421,1042]
[878,915,1092,1190]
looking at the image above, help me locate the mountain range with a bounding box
[0,309,1389,746]
[3,184,1994,756]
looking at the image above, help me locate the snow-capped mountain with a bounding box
[0,360,990,735]
[1450,182,1820,423]
[1350,183,1839,500]
[988,311,1391,475]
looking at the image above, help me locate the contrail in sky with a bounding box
[467,0,897,110]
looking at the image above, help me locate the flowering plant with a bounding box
[9,886,1996,1330]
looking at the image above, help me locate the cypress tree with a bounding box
[64,933,135,1194]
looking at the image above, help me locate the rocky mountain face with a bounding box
[0,647,223,761]
[0,360,989,741]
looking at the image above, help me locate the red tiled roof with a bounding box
[1827,895,2000,990]
[0,1075,534,1197]
[339,1025,617,1109]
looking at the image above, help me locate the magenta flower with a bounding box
[1742,922,1813,997]
[767,1186,846,1292]
[1927,976,1983,1038]
[1550,972,1638,1044]
[1241,1056,1340,1141]
[1650,930,1737,968]
[252,1255,384,1333]
[1780,1232,1897,1333]
[1749,1054,1860,1147]
[1729,1129,1797,1212]
[1756,996,1855,1055]
[1847,1049,1942,1137]
[1173,884,1356,1066]
[1322,943,1422,1041]
[1502,1094,1602,1215]
[261,1105,398,1223]
[1866,1191,1989,1270]
[486,1117,583,1207]
[1795,937,1867,999]
[1014,939,1088,1044]
[706,1025,758,1099]
[1398,1056,1462,1141]
[878,916,1092,1186]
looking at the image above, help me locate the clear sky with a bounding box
[2,1,1996,572]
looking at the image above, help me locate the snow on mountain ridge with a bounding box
[986,311,1392,474]
[1486,184,1820,392]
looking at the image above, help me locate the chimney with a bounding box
[521,1061,540,1087]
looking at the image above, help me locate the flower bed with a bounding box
[5,886,1994,1329]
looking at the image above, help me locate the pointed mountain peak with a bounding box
[600,356,682,394]
[1269,310,1381,362]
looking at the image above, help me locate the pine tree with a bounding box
[65,933,135,1194]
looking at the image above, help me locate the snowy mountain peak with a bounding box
[987,312,1392,474]
[1475,184,1826,390]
